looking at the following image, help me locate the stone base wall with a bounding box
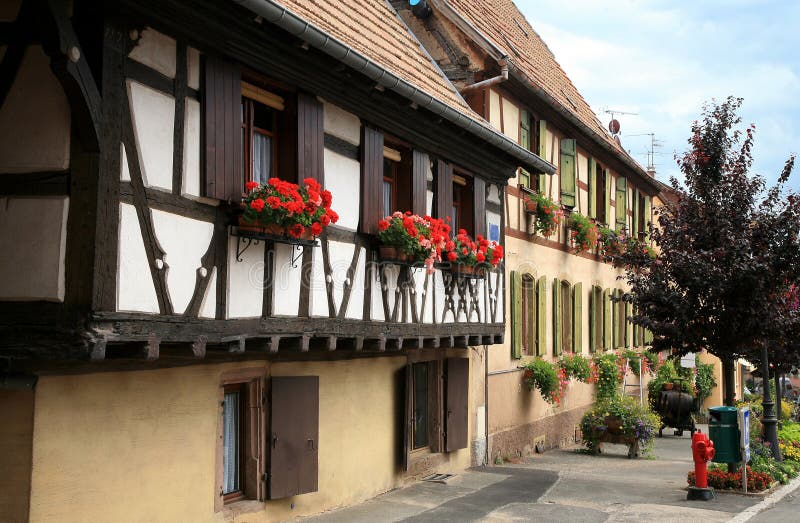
[488,405,590,462]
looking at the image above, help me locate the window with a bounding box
[589,286,604,353]
[613,289,627,349]
[521,274,535,355]
[636,192,647,240]
[519,109,532,189]
[382,144,412,217]
[241,82,286,185]
[552,278,576,356]
[595,162,607,224]
[512,272,546,358]
[222,384,245,501]
[411,362,429,449]
[452,173,474,234]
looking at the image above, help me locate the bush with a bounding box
[695,360,717,402]
[749,441,800,485]
[522,358,562,405]
[559,353,591,382]
[580,395,661,454]
[779,421,800,444]
[595,353,623,401]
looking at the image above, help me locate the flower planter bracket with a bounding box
[230,227,318,266]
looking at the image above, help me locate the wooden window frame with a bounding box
[241,95,279,185]
[521,274,535,355]
[382,140,412,216]
[222,383,248,504]
[595,162,607,225]
[560,280,573,354]
[410,361,432,452]
[452,172,474,235]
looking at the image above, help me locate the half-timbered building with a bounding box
[0,0,557,521]
[393,0,662,460]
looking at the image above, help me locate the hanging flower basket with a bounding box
[525,199,538,213]
[443,229,503,277]
[237,217,314,240]
[525,192,562,237]
[377,212,451,272]
[378,245,413,262]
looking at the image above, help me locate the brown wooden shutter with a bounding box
[245,379,266,501]
[445,358,469,452]
[473,177,486,238]
[435,159,453,221]
[203,55,242,201]
[412,150,428,215]
[401,364,411,471]
[360,125,384,233]
[269,376,319,499]
[297,92,324,184]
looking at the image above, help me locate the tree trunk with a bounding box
[722,357,736,406]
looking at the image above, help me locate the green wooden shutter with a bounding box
[560,139,576,208]
[644,328,654,345]
[552,278,561,356]
[625,299,632,348]
[588,286,596,353]
[604,169,612,227]
[536,276,547,356]
[632,189,640,237]
[573,282,582,353]
[644,195,652,240]
[615,176,627,230]
[511,271,522,359]
[587,157,597,219]
[602,288,612,350]
[525,279,536,355]
[538,121,547,192]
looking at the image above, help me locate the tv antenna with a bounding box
[602,108,638,136]
[627,132,663,171]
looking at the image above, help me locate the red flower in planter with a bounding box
[311,222,323,236]
[250,198,265,212]
[288,223,306,238]
[245,181,259,191]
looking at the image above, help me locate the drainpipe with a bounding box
[460,58,508,94]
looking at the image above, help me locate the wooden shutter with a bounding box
[511,271,522,359]
[401,364,411,471]
[615,176,627,230]
[297,92,324,184]
[203,55,242,201]
[625,300,632,348]
[360,126,384,234]
[538,121,547,192]
[632,188,640,237]
[473,177,486,238]
[520,110,531,149]
[269,376,319,499]
[435,159,453,221]
[604,169,612,227]
[588,286,596,353]
[445,358,469,452]
[536,276,547,356]
[245,379,266,501]
[552,277,561,356]
[644,328,654,345]
[525,279,536,356]
[573,282,582,353]
[644,195,652,240]
[560,139,577,208]
[603,288,612,350]
[412,150,428,215]
[587,158,597,218]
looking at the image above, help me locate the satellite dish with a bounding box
[608,118,621,135]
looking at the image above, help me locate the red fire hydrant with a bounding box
[691,431,715,489]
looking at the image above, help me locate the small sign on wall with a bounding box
[489,223,500,242]
[680,352,696,368]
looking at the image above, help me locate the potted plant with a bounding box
[377,212,450,272]
[443,230,504,276]
[597,226,625,258]
[580,395,661,458]
[522,358,564,405]
[239,177,338,239]
[526,192,562,237]
[568,213,599,253]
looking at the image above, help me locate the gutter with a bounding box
[229,0,556,176]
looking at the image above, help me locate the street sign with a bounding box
[739,407,750,462]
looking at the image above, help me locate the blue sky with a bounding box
[516,0,800,189]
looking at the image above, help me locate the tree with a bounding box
[617,97,800,414]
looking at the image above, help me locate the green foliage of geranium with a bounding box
[594,353,622,401]
[559,353,591,382]
[580,395,661,455]
[528,192,562,237]
[522,358,560,404]
[568,212,599,253]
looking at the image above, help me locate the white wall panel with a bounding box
[182,98,201,197]
[127,80,175,191]
[187,47,200,90]
[501,97,520,143]
[310,247,329,317]
[151,209,214,314]
[129,28,176,79]
[226,236,263,318]
[0,197,68,301]
[326,241,356,317]
[345,247,366,319]
[322,101,360,144]
[324,150,360,230]
[120,143,131,181]
[199,267,217,319]
[272,243,301,316]
[0,46,70,173]
[117,203,159,313]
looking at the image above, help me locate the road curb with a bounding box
[727,474,800,523]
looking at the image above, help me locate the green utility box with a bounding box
[708,406,741,463]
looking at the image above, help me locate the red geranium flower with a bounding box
[311,222,323,236]
[447,251,458,262]
[250,198,266,212]
[288,223,305,238]
[245,181,259,191]
[378,219,390,231]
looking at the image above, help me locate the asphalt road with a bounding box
[749,490,800,522]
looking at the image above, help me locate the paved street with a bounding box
[302,428,765,522]
[749,490,800,522]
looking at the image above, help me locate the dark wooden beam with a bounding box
[0,171,69,196]
[324,133,358,160]
[119,182,218,222]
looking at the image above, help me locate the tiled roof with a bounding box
[444,0,626,154]
[271,0,477,121]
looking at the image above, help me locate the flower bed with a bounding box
[240,177,338,238]
[687,465,772,492]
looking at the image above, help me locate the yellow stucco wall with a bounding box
[0,389,35,523]
[26,355,475,522]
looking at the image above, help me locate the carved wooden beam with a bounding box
[191,335,207,358]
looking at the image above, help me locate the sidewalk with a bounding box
[301,429,763,522]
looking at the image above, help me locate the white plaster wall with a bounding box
[324,150,360,230]
[151,209,214,314]
[199,268,217,319]
[273,243,302,316]
[310,247,329,317]
[120,143,131,181]
[489,90,501,131]
[501,97,520,143]
[370,263,385,321]
[127,80,175,192]
[187,47,200,90]
[323,241,355,317]
[129,28,176,79]
[487,184,501,205]
[226,236,263,318]
[0,196,68,301]
[426,190,434,217]
[322,101,360,144]
[383,265,399,320]
[344,247,366,320]
[182,98,201,197]
[0,46,70,173]
[117,203,159,313]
